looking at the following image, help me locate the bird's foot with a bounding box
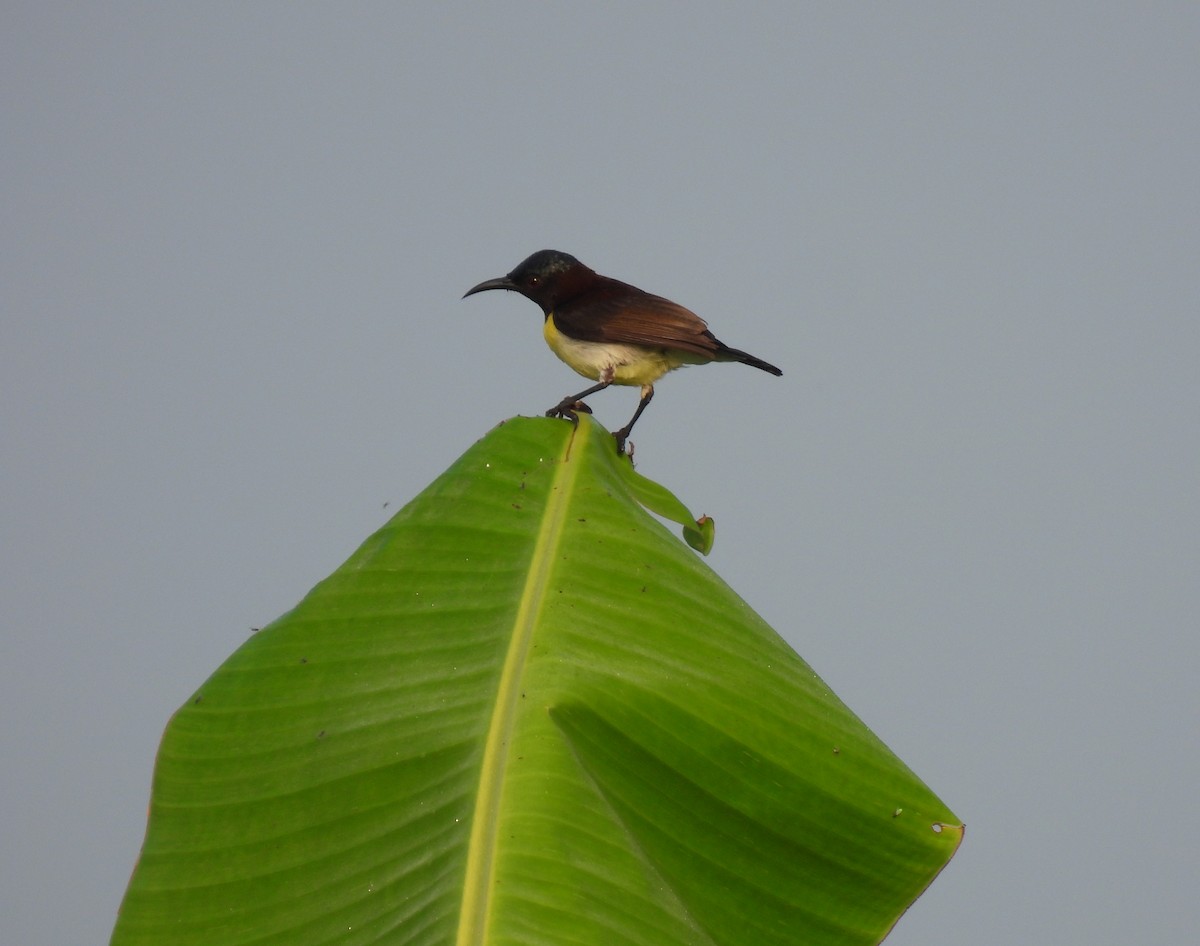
[612,428,634,458]
[546,398,592,423]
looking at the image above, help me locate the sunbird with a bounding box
[464,249,782,452]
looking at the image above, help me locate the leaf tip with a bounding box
[684,515,715,555]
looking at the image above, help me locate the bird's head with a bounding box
[463,249,594,314]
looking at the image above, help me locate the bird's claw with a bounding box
[546,399,592,423]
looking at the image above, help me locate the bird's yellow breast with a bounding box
[542,314,703,386]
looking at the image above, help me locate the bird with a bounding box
[463,250,782,453]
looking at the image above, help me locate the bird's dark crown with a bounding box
[463,249,604,314]
[512,249,581,279]
[504,250,596,312]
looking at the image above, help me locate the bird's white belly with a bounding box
[543,315,699,386]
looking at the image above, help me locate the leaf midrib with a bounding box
[455,420,583,946]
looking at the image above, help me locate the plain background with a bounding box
[4,4,1197,944]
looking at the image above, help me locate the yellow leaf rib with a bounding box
[456,421,585,946]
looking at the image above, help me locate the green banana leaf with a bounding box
[112,415,961,946]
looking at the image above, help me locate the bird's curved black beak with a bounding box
[462,276,517,299]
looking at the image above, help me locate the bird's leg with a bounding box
[612,385,654,455]
[546,377,611,423]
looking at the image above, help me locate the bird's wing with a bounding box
[553,291,721,359]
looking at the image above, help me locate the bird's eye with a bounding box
[527,275,540,286]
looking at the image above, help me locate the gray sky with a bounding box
[4,4,1197,944]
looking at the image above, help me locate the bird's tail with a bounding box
[719,347,783,376]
